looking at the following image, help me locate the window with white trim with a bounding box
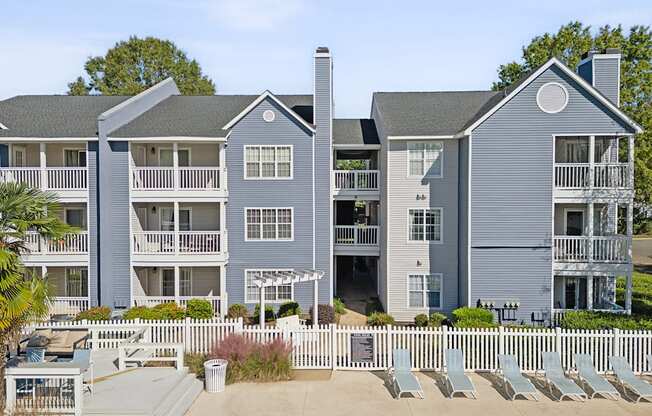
[65,268,88,297]
[245,145,292,178]
[246,208,293,240]
[409,208,442,242]
[408,142,443,177]
[180,268,191,296]
[245,270,293,303]
[408,274,442,308]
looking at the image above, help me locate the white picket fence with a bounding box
[26,320,652,374]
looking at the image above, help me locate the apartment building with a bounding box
[0,47,640,324]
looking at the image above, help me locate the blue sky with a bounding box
[1,0,651,117]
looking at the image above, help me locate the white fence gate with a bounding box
[26,320,652,374]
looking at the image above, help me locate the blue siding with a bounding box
[577,60,592,85]
[593,57,620,105]
[225,98,317,311]
[87,141,99,306]
[0,144,8,166]
[470,64,635,321]
[458,136,469,307]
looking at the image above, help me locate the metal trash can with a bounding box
[204,359,228,393]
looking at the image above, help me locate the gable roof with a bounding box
[221,90,315,133]
[463,57,642,135]
[372,91,502,137]
[333,119,380,145]
[0,95,130,138]
[111,94,313,138]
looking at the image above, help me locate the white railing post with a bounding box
[330,323,336,370]
[184,316,191,351]
[40,142,47,190]
[555,327,562,354]
[386,324,393,369]
[5,375,16,414]
[498,326,505,356]
[441,325,448,369]
[74,374,83,416]
[613,327,621,357]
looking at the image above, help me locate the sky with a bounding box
[1,0,651,118]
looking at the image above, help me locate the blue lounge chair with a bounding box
[574,354,620,400]
[539,352,587,401]
[497,354,539,401]
[609,356,652,403]
[443,349,477,399]
[387,349,424,399]
[72,348,94,394]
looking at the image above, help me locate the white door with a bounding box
[12,146,26,167]
[159,149,173,167]
[161,269,175,296]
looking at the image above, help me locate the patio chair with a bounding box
[72,348,94,394]
[538,352,587,401]
[609,356,652,403]
[17,347,46,394]
[573,354,620,400]
[25,347,46,363]
[497,354,539,401]
[387,349,424,399]
[443,349,477,399]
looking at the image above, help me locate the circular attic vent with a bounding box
[536,82,568,113]
[263,110,276,122]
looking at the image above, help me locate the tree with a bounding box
[0,183,74,391]
[492,22,652,216]
[67,36,216,96]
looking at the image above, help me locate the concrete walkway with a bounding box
[186,370,652,416]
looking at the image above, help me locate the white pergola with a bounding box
[252,269,324,328]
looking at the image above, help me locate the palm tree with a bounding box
[0,182,75,390]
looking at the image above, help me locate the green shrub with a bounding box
[210,334,292,383]
[75,306,111,321]
[185,352,208,379]
[309,304,335,324]
[367,312,395,326]
[333,298,347,315]
[454,318,498,328]
[277,301,301,318]
[560,310,652,330]
[185,299,214,319]
[152,302,186,319]
[414,314,429,327]
[123,306,150,320]
[452,307,494,324]
[364,298,383,315]
[253,305,275,322]
[227,304,248,320]
[428,312,447,327]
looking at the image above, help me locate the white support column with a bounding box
[39,142,47,190]
[220,202,227,253]
[588,135,595,189]
[219,265,227,318]
[586,273,593,310]
[218,143,226,190]
[173,142,179,191]
[628,135,634,188]
[41,265,48,279]
[588,201,594,263]
[625,270,633,314]
[259,285,266,328]
[174,201,180,254]
[174,265,180,304]
[313,278,319,328]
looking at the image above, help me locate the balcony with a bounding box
[132,295,224,316]
[0,167,87,190]
[334,225,379,255]
[22,232,89,263]
[554,163,631,189]
[332,170,379,200]
[132,167,224,189]
[49,297,91,316]
[553,236,630,263]
[132,231,224,254]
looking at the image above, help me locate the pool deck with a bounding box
[186,370,652,416]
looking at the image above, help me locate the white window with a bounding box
[180,268,191,296]
[64,149,87,167]
[245,270,293,303]
[65,268,88,297]
[408,274,442,308]
[161,269,175,296]
[64,208,86,229]
[246,208,293,241]
[408,142,443,177]
[159,207,191,231]
[408,208,442,242]
[244,145,292,179]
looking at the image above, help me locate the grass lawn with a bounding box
[617,271,652,316]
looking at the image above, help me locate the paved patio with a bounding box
[187,370,652,416]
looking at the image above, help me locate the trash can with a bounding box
[204,359,228,393]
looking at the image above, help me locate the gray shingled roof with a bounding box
[372,91,503,136]
[0,95,129,138]
[111,95,313,137]
[332,119,379,145]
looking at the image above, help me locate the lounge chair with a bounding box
[387,349,424,399]
[497,354,539,401]
[574,354,620,400]
[538,352,587,401]
[72,348,94,394]
[609,356,652,403]
[443,349,477,399]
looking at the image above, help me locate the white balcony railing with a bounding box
[333,170,379,191]
[554,163,631,189]
[49,297,90,316]
[24,231,88,255]
[132,231,224,254]
[553,236,630,263]
[334,225,379,246]
[0,167,87,190]
[132,295,223,316]
[131,167,224,191]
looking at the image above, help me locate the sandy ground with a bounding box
[186,370,652,416]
